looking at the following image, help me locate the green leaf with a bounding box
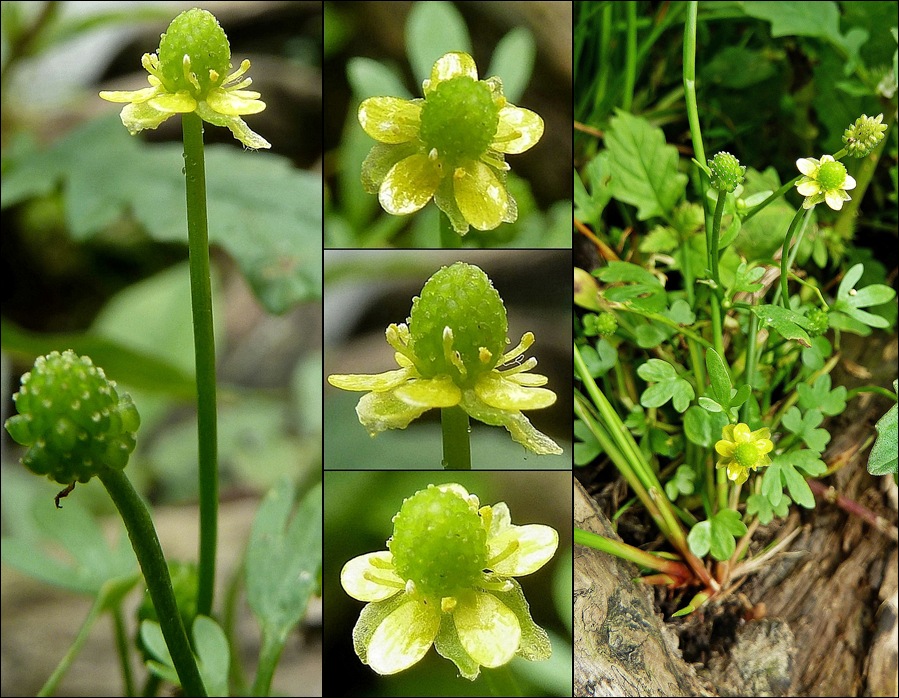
[405,1,472,85]
[664,299,696,326]
[687,520,712,558]
[488,26,536,104]
[797,374,847,417]
[868,380,898,476]
[665,464,696,500]
[0,317,195,398]
[141,616,229,696]
[743,1,842,43]
[782,407,831,452]
[634,323,669,349]
[751,304,812,347]
[639,226,679,254]
[1,489,137,597]
[765,451,826,509]
[746,493,790,525]
[575,154,613,227]
[2,116,322,314]
[637,359,695,413]
[604,110,687,220]
[705,348,732,406]
[578,339,617,378]
[831,263,896,332]
[574,419,601,466]
[701,46,777,89]
[246,479,322,641]
[684,406,729,447]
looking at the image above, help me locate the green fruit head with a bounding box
[5,350,140,484]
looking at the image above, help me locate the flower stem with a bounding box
[778,206,813,309]
[251,629,284,697]
[575,527,692,582]
[683,2,708,199]
[98,468,207,697]
[441,406,472,470]
[708,192,727,358]
[622,1,637,111]
[113,605,136,697]
[37,595,104,697]
[439,211,462,248]
[182,111,219,619]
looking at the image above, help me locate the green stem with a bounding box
[439,211,462,248]
[708,192,727,358]
[113,606,136,697]
[846,385,898,402]
[182,112,219,619]
[741,311,760,423]
[778,207,813,309]
[251,629,284,697]
[575,528,692,580]
[99,468,207,697]
[37,596,104,697]
[622,1,637,111]
[481,664,523,697]
[683,2,708,204]
[742,175,800,222]
[441,406,472,470]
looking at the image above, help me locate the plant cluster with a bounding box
[574,1,898,614]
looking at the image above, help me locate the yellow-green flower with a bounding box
[795,155,856,211]
[341,483,557,679]
[99,8,270,150]
[358,51,544,235]
[327,262,561,455]
[715,423,774,485]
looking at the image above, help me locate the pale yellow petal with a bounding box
[425,52,478,94]
[119,102,175,135]
[367,597,440,675]
[356,390,430,434]
[824,189,849,210]
[461,391,562,455]
[492,105,544,154]
[358,97,422,144]
[715,440,735,457]
[148,91,198,114]
[328,367,413,392]
[733,423,751,442]
[195,103,271,149]
[796,158,818,176]
[843,174,857,191]
[99,86,160,103]
[796,180,821,196]
[453,160,509,231]
[341,552,404,602]
[205,88,266,115]
[475,372,556,410]
[453,591,520,668]
[488,524,558,576]
[380,153,441,215]
[394,376,462,408]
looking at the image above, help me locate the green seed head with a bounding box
[389,485,488,598]
[5,350,140,484]
[594,312,618,337]
[843,113,887,158]
[157,8,231,97]
[816,159,848,191]
[419,76,501,164]
[805,307,830,337]
[733,442,759,469]
[408,262,508,386]
[708,152,746,193]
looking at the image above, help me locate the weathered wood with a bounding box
[574,478,713,697]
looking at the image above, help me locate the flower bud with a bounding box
[843,113,887,158]
[708,152,746,193]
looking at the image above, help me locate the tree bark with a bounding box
[574,478,713,697]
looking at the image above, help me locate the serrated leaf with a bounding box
[782,407,830,452]
[868,380,898,476]
[2,115,321,315]
[797,375,847,417]
[751,304,812,347]
[605,110,687,220]
[684,405,729,447]
[705,349,732,405]
[246,478,322,640]
[743,1,842,43]
[637,359,694,412]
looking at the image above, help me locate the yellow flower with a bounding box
[795,155,856,211]
[715,423,774,485]
[358,51,544,234]
[99,8,269,150]
[340,483,557,679]
[327,262,561,455]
